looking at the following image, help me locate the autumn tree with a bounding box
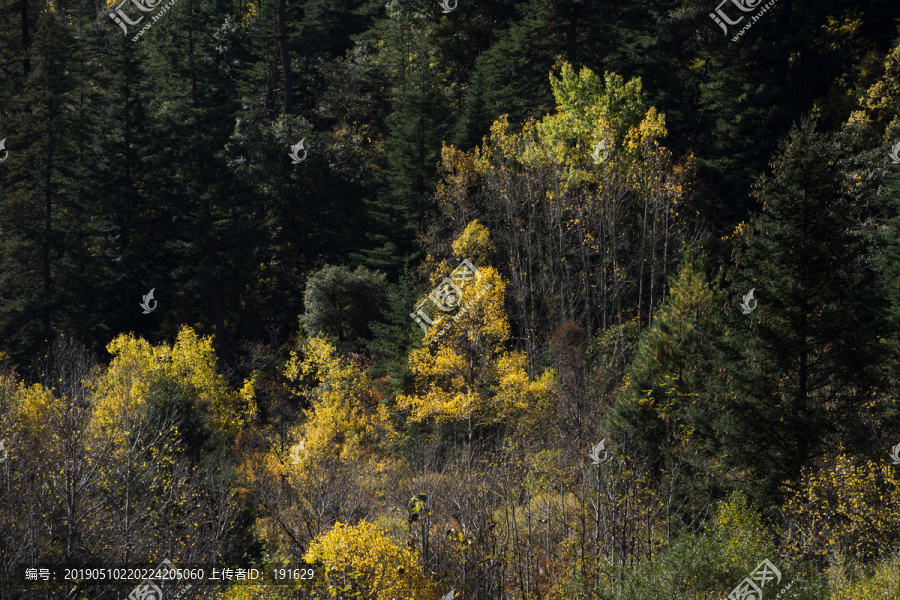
[783,455,900,560]
[400,221,556,454]
[91,328,254,565]
[9,336,109,568]
[432,63,696,361]
[249,334,387,562]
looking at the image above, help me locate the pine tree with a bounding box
[0,14,93,367]
[713,118,888,507]
[452,66,493,151]
[365,273,421,400]
[608,252,725,508]
[378,61,451,260]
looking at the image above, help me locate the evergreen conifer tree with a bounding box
[609,252,725,510]
[376,62,451,262]
[713,118,888,506]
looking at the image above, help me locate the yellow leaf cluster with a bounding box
[400,262,555,433]
[284,335,374,464]
[713,492,773,569]
[304,520,437,600]
[14,380,57,435]
[451,219,495,266]
[93,327,256,445]
[493,351,557,425]
[783,454,900,559]
[847,44,900,128]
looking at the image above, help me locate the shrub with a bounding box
[783,455,900,560]
[827,551,900,599]
[303,520,438,600]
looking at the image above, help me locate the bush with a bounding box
[783,455,900,560]
[827,551,900,599]
[303,520,438,600]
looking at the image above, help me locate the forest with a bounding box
[2,0,900,597]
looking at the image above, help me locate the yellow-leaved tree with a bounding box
[89,327,255,562]
[433,62,693,352]
[93,326,256,447]
[283,333,385,465]
[400,221,556,449]
[248,334,393,564]
[303,520,438,600]
[783,454,900,560]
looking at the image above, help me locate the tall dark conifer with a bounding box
[452,66,493,151]
[0,13,90,367]
[376,62,450,262]
[609,252,725,513]
[712,119,888,507]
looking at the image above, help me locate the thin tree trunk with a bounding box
[21,0,30,75]
[42,153,53,337]
[276,0,293,114]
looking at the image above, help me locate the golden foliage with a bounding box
[93,327,256,443]
[303,520,438,600]
[847,44,900,128]
[399,260,556,433]
[713,492,773,569]
[283,334,376,465]
[451,219,495,265]
[783,454,900,559]
[14,380,57,436]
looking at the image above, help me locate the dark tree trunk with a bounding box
[276,0,294,114]
[21,0,30,75]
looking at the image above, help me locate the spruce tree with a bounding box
[609,252,725,512]
[0,14,93,367]
[376,62,450,263]
[712,118,888,507]
[452,66,494,151]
